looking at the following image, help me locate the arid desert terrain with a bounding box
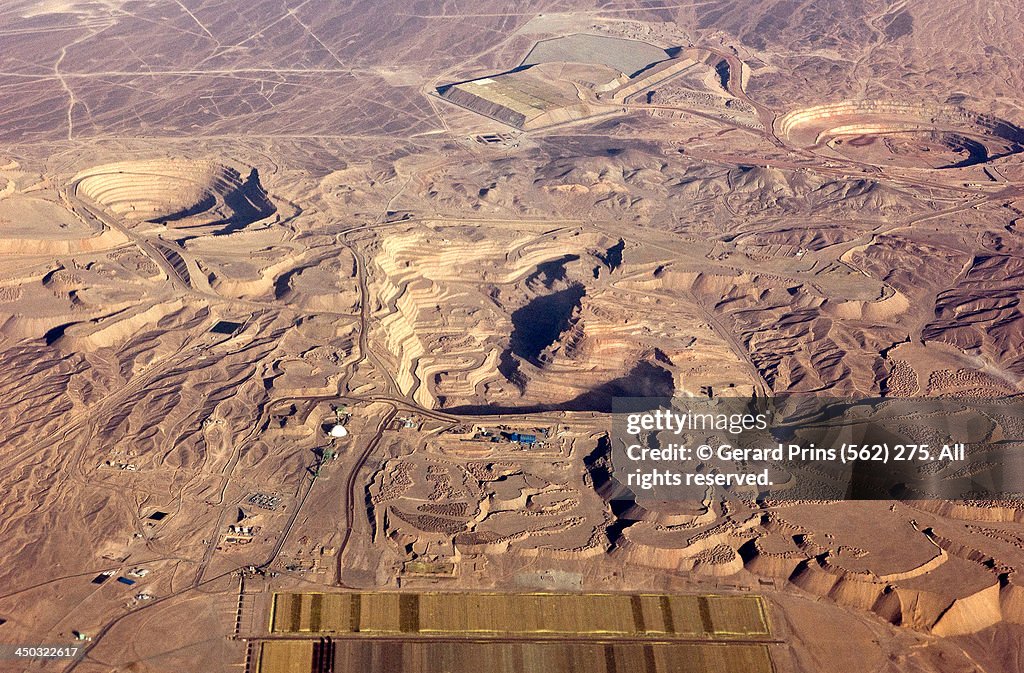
[2,1,1024,672]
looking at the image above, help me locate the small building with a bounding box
[509,432,537,445]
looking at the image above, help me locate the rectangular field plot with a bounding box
[703,595,771,636]
[417,593,638,635]
[259,640,774,673]
[269,592,770,639]
[258,640,313,673]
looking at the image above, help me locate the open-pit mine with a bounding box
[1,1,1024,673]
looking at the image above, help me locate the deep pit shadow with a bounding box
[509,284,586,364]
[151,167,276,234]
